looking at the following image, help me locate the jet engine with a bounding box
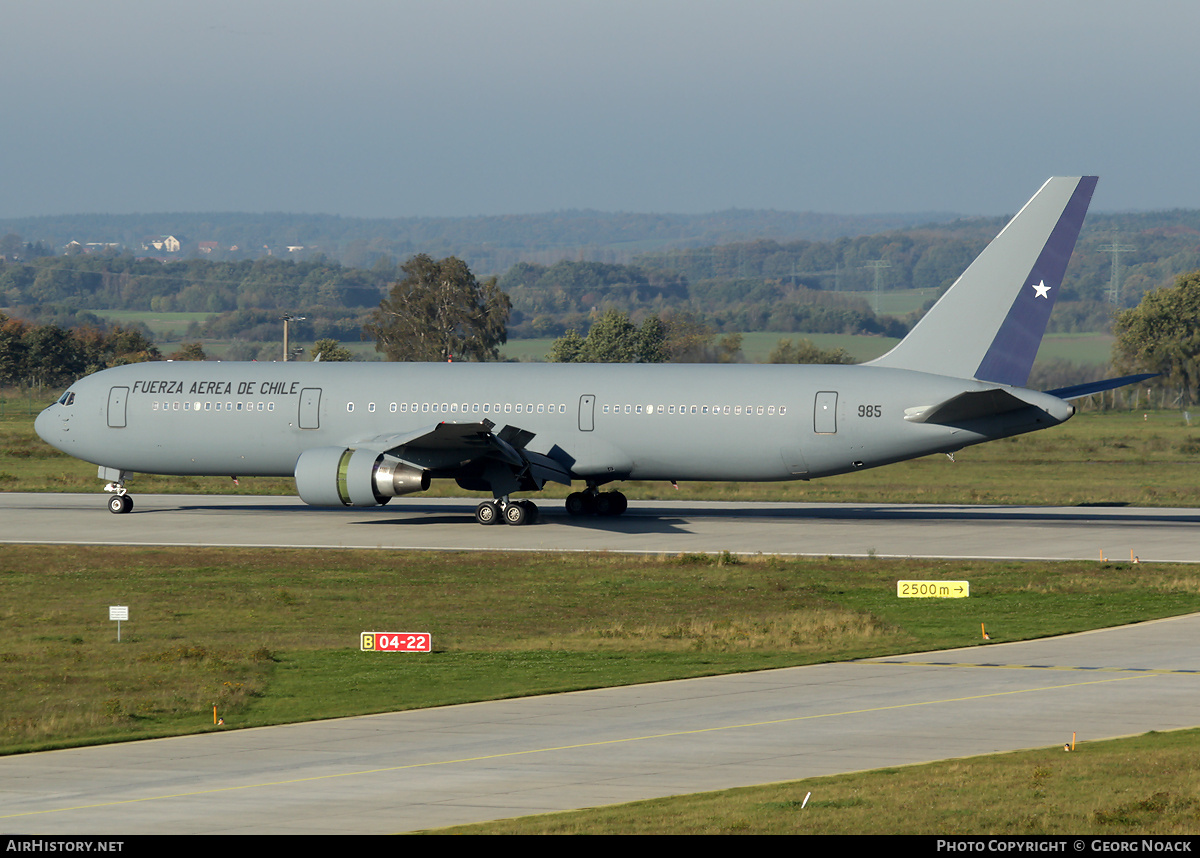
[294,446,430,507]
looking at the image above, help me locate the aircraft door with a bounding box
[299,388,321,429]
[814,391,837,434]
[578,394,595,431]
[107,386,129,428]
[780,444,808,476]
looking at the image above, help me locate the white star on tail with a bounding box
[1032,280,1051,298]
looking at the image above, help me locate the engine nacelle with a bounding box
[294,446,430,507]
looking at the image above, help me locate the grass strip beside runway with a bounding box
[3,546,1199,754]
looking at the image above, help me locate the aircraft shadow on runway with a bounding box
[157,498,1200,530]
[354,508,695,534]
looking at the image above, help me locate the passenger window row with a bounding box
[602,404,787,416]
[153,401,275,412]
[346,402,568,414]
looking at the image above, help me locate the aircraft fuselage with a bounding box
[36,359,1073,485]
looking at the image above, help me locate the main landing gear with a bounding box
[565,488,627,517]
[475,498,539,526]
[474,487,629,525]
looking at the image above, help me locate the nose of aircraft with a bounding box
[34,405,62,450]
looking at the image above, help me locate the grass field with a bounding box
[1031,332,1116,367]
[736,331,1115,366]
[94,310,213,340]
[501,331,1115,366]
[841,286,942,316]
[501,331,1108,364]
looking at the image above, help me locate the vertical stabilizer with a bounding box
[867,177,1097,386]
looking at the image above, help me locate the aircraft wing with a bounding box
[359,420,512,461]
[354,419,572,489]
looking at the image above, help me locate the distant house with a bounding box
[198,241,219,254]
[62,240,121,255]
[141,235,182,253]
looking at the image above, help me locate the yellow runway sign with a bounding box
[896,581,969,598]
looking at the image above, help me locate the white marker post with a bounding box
[110,605,129,642]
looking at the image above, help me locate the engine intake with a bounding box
[294,447,430,507]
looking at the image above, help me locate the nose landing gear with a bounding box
[104,475,133,514]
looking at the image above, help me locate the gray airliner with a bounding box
[35,177,1147,525]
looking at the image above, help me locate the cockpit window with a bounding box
[57,391,75,406]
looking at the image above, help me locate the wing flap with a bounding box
[524,450,573,486]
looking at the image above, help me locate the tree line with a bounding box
[7,213,1200,352]
[364,261,851,367]
[1112,269,1200,406]
[0,313,161,388]
[0,208,956,275]
[0,314,358,390]
[11,247,1200,411]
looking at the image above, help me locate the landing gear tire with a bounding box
[503,502,528,526]
[566,491,598,515]
[567,490,626,517]
[475,501,500,525]
[109,495,132,514]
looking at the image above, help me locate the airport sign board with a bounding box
[896,581,969,598]
[361,632,432,652]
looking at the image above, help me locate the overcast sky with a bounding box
[3,1,1196,219]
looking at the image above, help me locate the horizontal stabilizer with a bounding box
[1045,373,1158,401]
[904,389,1032,424]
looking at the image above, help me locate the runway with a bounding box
[3,614,1198,834]
[1,492,1198,562]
